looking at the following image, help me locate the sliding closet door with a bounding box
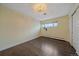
[73,8,79,55]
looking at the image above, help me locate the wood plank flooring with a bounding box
[0,36,77,56]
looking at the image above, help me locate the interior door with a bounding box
[73,7,79,55]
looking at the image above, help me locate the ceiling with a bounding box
[1,3,75,21]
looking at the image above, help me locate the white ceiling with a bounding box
[1,3,75,21]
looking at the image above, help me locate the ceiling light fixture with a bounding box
[33,3,47,13]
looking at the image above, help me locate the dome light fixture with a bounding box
[33,3,47,13]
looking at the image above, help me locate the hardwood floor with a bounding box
[0,36,77,56]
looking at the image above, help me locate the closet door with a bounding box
[73,8,79,55]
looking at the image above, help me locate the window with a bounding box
[42,22,58,28]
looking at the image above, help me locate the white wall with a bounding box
[69,4,79,55]
[69,4,77,45]
[0,5,40,51]
[72,8,79,55]
[68,4,77,45]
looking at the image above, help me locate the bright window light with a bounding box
[42,22,58,28]
[50,23,53,27]
[42,25,45,27]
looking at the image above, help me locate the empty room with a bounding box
[0,3,79,56]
